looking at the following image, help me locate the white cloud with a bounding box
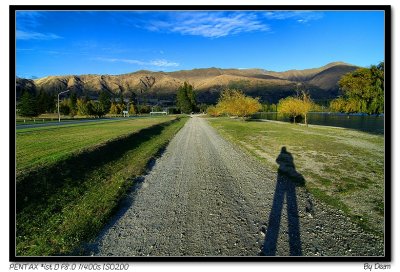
[144,11,270,38]
[16,11,44,29]
[16,11,62,40]
[16,30,62,40]
[264,11,324,23]
[96,57,179,67]
[149,59,179,67]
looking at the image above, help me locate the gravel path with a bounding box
[84,116,383,257]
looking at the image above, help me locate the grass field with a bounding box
[16,116,188,256]
[16,116,176,176]
[16,113,97,124]
[16,113,147,124]
[207,117,385,237]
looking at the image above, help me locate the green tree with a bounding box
[197,103,209,113]
[86,100,94,117]
[89,101,107,118]
[36,89,47,115]
[176,82,196,114]
[117,92,125,110]
[99,91,111,113]
[59,99,70,116]
[129,92,137,104]
[18,91,38,117]
[128,103,137,115]
[330,97,347,113]
[138,105,151,114]
[152,105,163,112]
[35,89,56,114]
[46,93,56,113]
[77,98,89,116]
[68,92,78,117]
[337,62,384,114]
[109,102,119,116]
[117,103,126,114]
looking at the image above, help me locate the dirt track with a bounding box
[85,116,383,257]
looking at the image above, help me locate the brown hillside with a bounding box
[17,62,358,104]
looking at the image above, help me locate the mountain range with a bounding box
[16,62,358,105]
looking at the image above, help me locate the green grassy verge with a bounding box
[16,117,188,256]
[16,116,176,176]
[207,117,384,237]
[16,114,155,125]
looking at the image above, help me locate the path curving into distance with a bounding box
[85,116,383,257]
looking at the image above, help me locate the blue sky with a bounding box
[15,10,385,78]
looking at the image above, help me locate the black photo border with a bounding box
[9,4,392,263]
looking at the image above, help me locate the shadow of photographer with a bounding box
[261,146,305,256]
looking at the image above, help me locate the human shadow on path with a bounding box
[261,146,305,256]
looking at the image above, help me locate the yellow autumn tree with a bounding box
[299,91,313,126]
[278,97,303,124]
[330,97,346,113]
[128,103,137,115]
[278,91,314,125]
[206,105,222,117]
[213,89,262,119]
[109,102,119,116]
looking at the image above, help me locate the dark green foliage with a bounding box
[128,103,137,115]
[77,98,89,116]
[99,91,111,113]
[89,101,107,118]
[167,107,180,114]
[152,105,163,112]
[138,105,151,114]
[36,89,47,114]
[59,100,70,116]
[332,62,384,114]
[261,103,277,112]
[18,91,38,117]
[197,103,209,113]
[176,82,197,113]
[129,91,138,104]
[117,92,127,112]
[86,101,94,117]
[118,92,124,104]
[68,92,78,117]
[16,78,36,100]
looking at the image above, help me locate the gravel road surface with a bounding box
[85,116,383,257]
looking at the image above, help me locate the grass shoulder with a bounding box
[207,117,384,238]
[16,116,177,177]
[16,116,188,256]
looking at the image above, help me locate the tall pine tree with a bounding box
[99,91,111,113]
[18,91,38,117]
[69,92,78,117]
[176,82,196,114]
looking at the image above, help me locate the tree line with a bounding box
[17,90,143,118]
[17,62,384,120]
[205,62,385,124]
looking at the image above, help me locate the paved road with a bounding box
[84,116,383,257]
